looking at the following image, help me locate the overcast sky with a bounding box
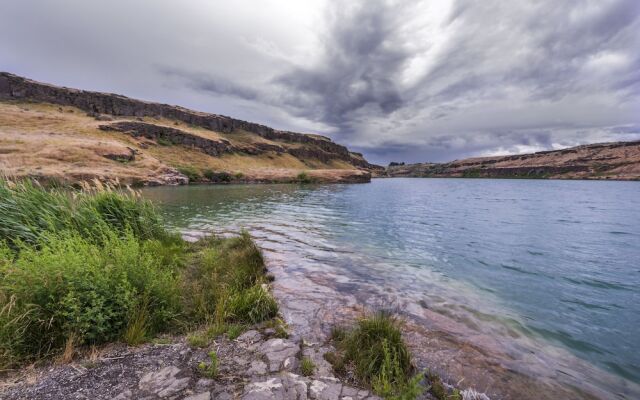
[1,0,639,164]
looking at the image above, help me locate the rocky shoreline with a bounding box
[0,326,382,400]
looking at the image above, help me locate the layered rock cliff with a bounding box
[384,141,640,180]
[0,72,378,185]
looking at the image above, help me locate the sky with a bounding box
[1,0,639,164]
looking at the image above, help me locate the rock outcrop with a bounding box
[99,122,235,157]
[0,72,379,170]
[384,140,640,180]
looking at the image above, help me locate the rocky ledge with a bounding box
[0,328,382,400]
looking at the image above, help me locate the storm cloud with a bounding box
[1,0,639,163]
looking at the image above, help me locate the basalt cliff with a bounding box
[384,141,640,180]
[0,72,381,185]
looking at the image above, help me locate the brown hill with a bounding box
[0,72,380,185]
[384,141,640,180]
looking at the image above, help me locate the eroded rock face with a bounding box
[99,121,234,157]
[138,366,191,397]
[0,72,380,170]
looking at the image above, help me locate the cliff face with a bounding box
[0,72,376,170]
[0,72,379,185]
[385,141,640,180]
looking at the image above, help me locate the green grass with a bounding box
[296,171,315,184]
[177,166,201,182]
[301,357,315,376]
[0,178,278,368]
[198,351,218,378]
[187,332,209,348]
[328,312,424,399]
[0,179,167,249]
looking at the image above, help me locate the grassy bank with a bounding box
[0,179,277,369]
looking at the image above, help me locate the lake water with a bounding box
[142,178,640,399]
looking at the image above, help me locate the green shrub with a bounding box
[296,172,314,184]
[157,137,173,146]
[228,284,278,324]
[226,324,245,340]
[187,332,209,348]
[0,231,181,366]
[177,166,201,182]
[198,351,218,378]
[301,357,315,376]
[0,178,279,368]
[181,231,274,324]
[330,312,422,399]
[203,170,232,183]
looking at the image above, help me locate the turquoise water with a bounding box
[143,178,640,395]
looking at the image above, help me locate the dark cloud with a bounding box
[273,0,412,130]
[159,67,260,101]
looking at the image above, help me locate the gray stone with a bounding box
[195,378,214,390]
[309,380,342,400]
[216,392,233,400]
[283,356,299,372]
[302,346,336,378]
[259,339,300,372]
[242,377,284,400]
[139,366,190,398]
[246,360,268,376]
[237,330,262,343]
[112,390,132,400]
[341,386,359,398]
[183,392,211,400]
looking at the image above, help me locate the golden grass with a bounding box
[0,100,360,184]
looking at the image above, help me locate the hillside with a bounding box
[0,72,379,185]
[384,141,640,180]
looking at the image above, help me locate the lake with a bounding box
[142,178,640,399]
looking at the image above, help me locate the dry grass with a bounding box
[0,101,362,184]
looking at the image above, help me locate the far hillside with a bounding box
[384,141,640,180]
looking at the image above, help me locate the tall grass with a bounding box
[328,312,423,399]
[0,179,166,249]
[181,232,277,325]
[0,178,278,368]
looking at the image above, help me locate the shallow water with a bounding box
[142,178,640,399]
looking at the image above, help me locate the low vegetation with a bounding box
[327,312,424,399]
[295,171,315,184]
[198,351,219,378]
[301,357,315,376]
[0,178,278,369]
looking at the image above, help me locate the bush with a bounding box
[227,284,278,324]
[296,172,314,184]
[0,231,181,366]
[177,166,201,182]
[329,312,422,399]
[0,178,279,368]
[203,169,232,183]
[301,357,315,376]
[198,351,218,378]
[181,232,274,324]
